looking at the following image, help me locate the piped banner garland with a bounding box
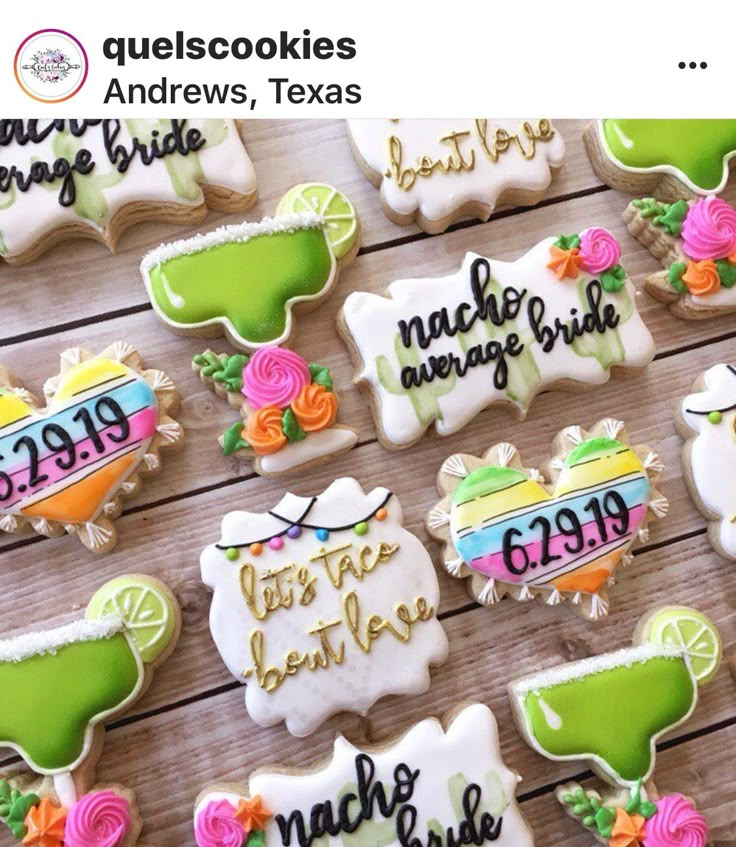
[624,195,736,317]
[0,574,180,847]
[193,346,357,477]
[339,230,655,450]
[427,419,667,620]
[0,118,257,263]
[0,343,183,553]
[194,704,534,847]
[142,183,360,351]
[200,478,448,737]
[509,606,721,847]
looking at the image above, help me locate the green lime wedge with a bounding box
[643,606,722,685]
[277,183,358,259]
[86,575,177,664]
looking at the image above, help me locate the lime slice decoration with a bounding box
[86,575,177,664]
[277,183,358,259]
[644,606,722,685]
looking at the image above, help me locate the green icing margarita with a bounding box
[522,652,695,784]
[602,119,736,192]
[146,226,334,346]
[0,633,140,773]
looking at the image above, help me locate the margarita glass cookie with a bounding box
[509,606,721,846]
[193,346,357,477]
[624,195,736,318]
[347,119,565,234]
[199,477,448,737]
[676,363,736,560]
[0,342,182,553]
[428,419,668,620]
[0,574,181,847]
[338,227,655,450]
[584,119,736,200]
[141,183,360,352]
[0,119,257,264]
[193,704,534,847]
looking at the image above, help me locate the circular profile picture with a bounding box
[14,29,88,102]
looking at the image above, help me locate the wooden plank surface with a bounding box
[0,119,734,847]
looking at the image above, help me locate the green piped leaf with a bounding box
[223,420,250,456]
[246,830,266,847]
[5,793,39,838]
[716,259,736,288]
[632,197,666,219]
[600,264,626,293]
[309,363,333,392]
[554,234,580,250]
[640,800,658,819]
[282,408,307,443]
[655,199,688,236]
[218,353,248,392]
[668,261,688,293]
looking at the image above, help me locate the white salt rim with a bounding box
[512,643,684,696]
[0,616,124,663]
[140,211,324,269]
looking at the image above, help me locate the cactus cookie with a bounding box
[194,704,533,847]
[339,229,655,449]
[142,183,360,351]
[509,606,720,844]
[0,573,181,847]
[0,119,256,264]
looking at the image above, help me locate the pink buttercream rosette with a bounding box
[643,794,708,847]
[64,791,131,847]
[681,197,736,261]
[242,347,311,410]
[195,799,246,847]
[578,227,621,274]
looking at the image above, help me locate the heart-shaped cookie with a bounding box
[0,343,182,553]
[428,419,668,620]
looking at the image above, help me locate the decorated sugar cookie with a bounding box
[194,703,533,847]
[0,343,183,553]
[348,119,565,233]
[509,606,720,845]
[142,183,360,351]
[677,363,736,560]
[0,119,256,264]
[339,230,655,450]
[0,573,181,847]
[624,195,736,318]
[193,347,357,476]
[428,419,667,620]
[199,477,448,736]
[585,119,736,199]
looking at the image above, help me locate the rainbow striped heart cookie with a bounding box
[428,419,668,620]
[0,342,182,553]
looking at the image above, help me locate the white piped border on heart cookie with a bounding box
[676,363,736,561]
[0,342,183,553]
[347,119,566,233]
[428,419,667,621]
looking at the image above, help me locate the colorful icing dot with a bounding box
[249,542,263,556]
[287,525,302,539]
[375,508,388,521]
[354,521,369,536]
[316,528,329,542]
[708,410,723,424]
[225,547,239,561]
[269,536,285,551]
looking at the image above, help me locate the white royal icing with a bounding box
[0,119,256,258]
[259,428,359,474]
[348,118,565,227]
[199,478,448,736]
[681,363,736,558]
[194,703,534,847]
[340,237,655,448]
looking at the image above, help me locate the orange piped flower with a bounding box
[547,245,584,280]
[728,251,736,264]
[291,383,338,432]
[235,796,272,832]
[245,406,287,455]
[22,798,67,847]
[682,259,721,296]
[609,807,646,847]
